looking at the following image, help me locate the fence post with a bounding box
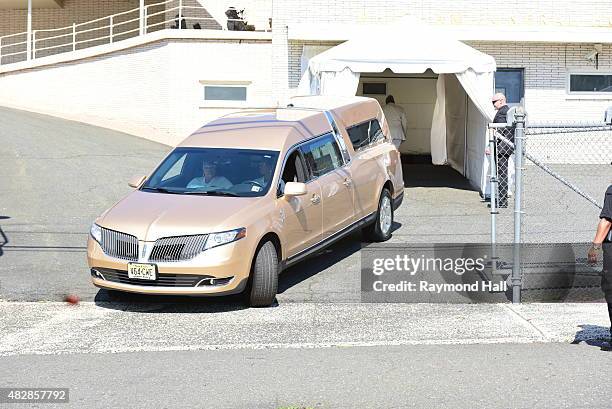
[512,107,526,304]
[0,37,3,65]
[139,0,144,35]
[143,7,148,34]
[109,16,113,44]
[32,30,36,59]
[488,127,498,274]
[72,23,76,51]
[178,0,183,30]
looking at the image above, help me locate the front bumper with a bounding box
[87,235,253,296]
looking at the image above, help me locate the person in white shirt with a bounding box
[187,161,232,190]
[382,95,408,150]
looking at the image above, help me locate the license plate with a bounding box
[127,263,157,281]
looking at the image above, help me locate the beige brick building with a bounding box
[0,0,611,144]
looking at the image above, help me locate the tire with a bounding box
[363,188,393,242]
[248,241,279,307]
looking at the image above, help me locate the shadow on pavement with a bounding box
[94,290,249,313]
[278,222,402,294]
[571,324,612,351]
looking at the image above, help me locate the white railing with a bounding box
[0,0,271,66]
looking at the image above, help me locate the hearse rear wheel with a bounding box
[363,188,393,242]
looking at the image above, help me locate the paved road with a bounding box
[1,342,610,409]
[1,301,611,408]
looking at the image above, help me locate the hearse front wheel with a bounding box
[248,241,279,307]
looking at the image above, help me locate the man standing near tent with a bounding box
[492,93,513,208]
[382,95,408,150]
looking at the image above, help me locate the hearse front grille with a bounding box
[149,234,208,262]
[100,228,139,261]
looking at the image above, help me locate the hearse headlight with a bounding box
[90,223,102,244]
[204,228,246,250]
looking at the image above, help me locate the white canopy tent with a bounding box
[297,19,497,193]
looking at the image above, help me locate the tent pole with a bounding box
[463,93,468,175]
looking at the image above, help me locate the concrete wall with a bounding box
[0,37,273,146]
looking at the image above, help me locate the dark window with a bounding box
[346,119,384,151]
[494,69,524,104]
[569,74,612,93]
[204,86,247,101]
[300,134,343,177]
[362,82,387,95]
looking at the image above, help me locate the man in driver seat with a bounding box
[253,159,274,187]
[252,158,285,194]
[187,161,232,190]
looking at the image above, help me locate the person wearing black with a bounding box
[492,93,513,208]
[588,184,612,341]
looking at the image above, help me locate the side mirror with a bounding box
[128,175,147,188]
[283,182,307,197]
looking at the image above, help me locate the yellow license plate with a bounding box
[127,263,157,281]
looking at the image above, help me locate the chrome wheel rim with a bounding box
[379,196,392,235]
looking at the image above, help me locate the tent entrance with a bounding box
[297,20,497,193]
[357,70,473,187]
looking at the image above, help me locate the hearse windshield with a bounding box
[142,148,280,197]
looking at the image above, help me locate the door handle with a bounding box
[310,194,321,204]
[343,178,352,187]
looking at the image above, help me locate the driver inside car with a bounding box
[187,161,232,190]
[253,159,274,187]
[252,158,285,194]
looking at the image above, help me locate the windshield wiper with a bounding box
[183,190,239,197]
[141,186,182,194]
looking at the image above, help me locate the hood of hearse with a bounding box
[97,190,267,241]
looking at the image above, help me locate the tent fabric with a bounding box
[444,74,467,174]
[320,68,360,96]
[301,22,495,76]
[430,75,447,165]
[296,18,497,193]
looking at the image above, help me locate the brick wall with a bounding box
[288,40,336,89]
[273,0,612,28]
[0,0,142,64]
[469,42,612,121]
[0,38,273,145]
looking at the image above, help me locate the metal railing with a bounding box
[0,0,271,66]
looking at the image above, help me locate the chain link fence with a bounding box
[488,114,612,302]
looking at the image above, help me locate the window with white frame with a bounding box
[568,73,612,93]
[200,81,250,102]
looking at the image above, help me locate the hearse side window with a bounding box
[278,149,309,196]
[300,134,343,178]
[347,119,384,151]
